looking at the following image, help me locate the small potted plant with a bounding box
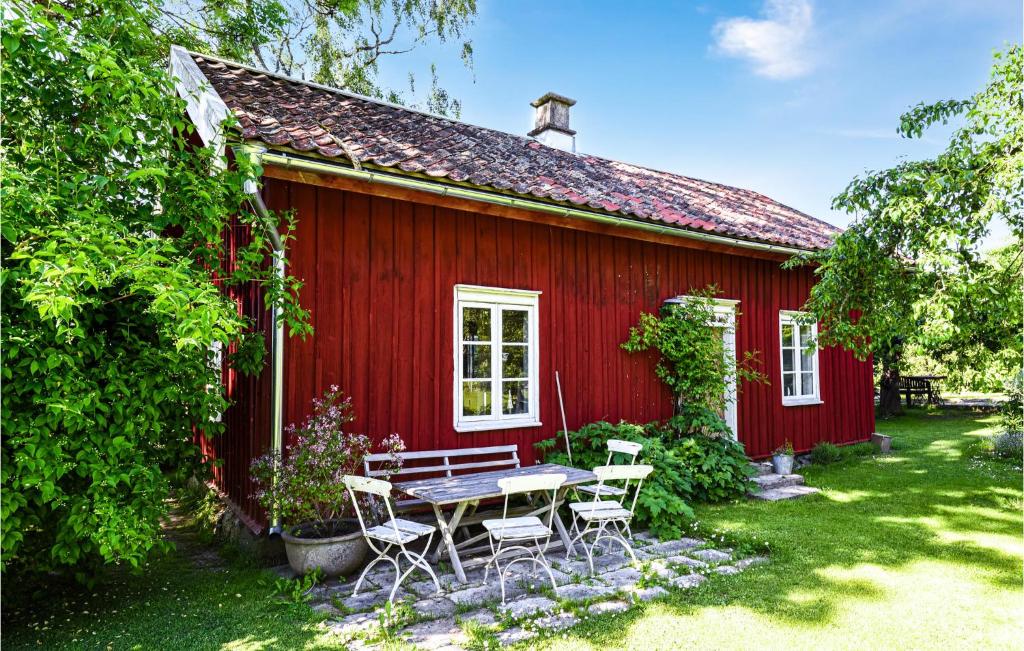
[251,386,405,577]
[772,440,795,475]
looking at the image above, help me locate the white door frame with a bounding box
[664,296,740,439]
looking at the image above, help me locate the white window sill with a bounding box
[455,419,542,433]
[782,398,824,407]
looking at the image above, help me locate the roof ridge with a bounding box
[184,48,841,250]
[183,47,790,207]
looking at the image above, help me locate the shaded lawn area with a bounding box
[535,408,1023,650]
[2,518,337,649]
[3,409,1021,649]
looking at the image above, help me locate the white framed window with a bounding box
[779,311,821,406]
[454,285,541,432]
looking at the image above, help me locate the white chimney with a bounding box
[528,92,577,152]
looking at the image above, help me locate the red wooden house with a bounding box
[171,48,875,531]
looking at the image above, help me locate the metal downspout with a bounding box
[239,148,285,535]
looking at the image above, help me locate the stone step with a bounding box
[751,473,804,491]
[751,485,821,501]
[750,461,774,476]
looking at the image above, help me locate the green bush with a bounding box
[811,441,876,465]
[999,371,1023,435]
[845,442,878,458]
[811,442,843,465]
[536,420,754,539]
[670,434,755,502]
[992,432,1022,459]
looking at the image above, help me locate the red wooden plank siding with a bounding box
[216,178,875,526]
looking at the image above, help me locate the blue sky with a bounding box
[376,1,1020,230]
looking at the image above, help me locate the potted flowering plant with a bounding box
[251,386,405,577]
[771,440,795,475]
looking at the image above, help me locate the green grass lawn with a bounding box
[3,409,1021,650]
[534,409,1023,650]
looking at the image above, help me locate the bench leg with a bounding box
[432,502,469,584]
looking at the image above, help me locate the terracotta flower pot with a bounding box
[280,518,368,578]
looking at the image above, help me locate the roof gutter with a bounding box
[256,149,811,257]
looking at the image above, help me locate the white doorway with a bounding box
[664,297,739,439]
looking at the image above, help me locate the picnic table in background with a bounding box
[897,375,946,407]
[393,463,596,583]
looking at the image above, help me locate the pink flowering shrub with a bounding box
[251,387,405,537]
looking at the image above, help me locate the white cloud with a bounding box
[712,0,815,79]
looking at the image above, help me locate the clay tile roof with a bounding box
[191,53,840,251]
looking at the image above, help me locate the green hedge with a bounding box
[536,419,754,539]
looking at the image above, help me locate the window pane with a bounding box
[462,344,491,378]
[501,345,527,379]
[782,349,794,372]
[462,307,491,342]
[781,323,794,347]
[801,348,814,374]
[462,381,491,416]
[799,324,814,347]
[502,309,529,343]
[783,373,796,397]
[502,381,529,415]
[801,372,815,396]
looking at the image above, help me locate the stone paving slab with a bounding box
[320,534,765,649]
[556,582,618,602]
[691,548,732,564]
[325,611,379,641]
[629,585,669,601]
[497,626,537,646]
[457,609,498,627]
[587,599,631,615]
[669,573,707,589]
[412,596,458,620]
[664,554,707,568]
[599,566,643,587]
[735,555,769,569]
[534,611,579,631]
[499,596,556,620]
[402,618,464,650]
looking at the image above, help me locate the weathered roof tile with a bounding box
[193,54,839,250]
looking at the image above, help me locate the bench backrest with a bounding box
[363,444,520,480]
[898,377,929,391]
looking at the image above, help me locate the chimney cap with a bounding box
[530,92,577,108]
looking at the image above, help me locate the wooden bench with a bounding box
[897,376,944,407]
[364,444,521,512]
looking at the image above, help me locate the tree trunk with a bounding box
[878,363,904,418]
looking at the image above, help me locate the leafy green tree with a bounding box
[792,46,1023,417]
[156,0,477,116]
[0,1,312,578]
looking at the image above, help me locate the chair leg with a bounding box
[566,524,596,575]
[353,544,396,596]
[590,520,637,565]
[399,533,442,595]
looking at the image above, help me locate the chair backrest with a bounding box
[604,439,642,466]
[591,464,653,515]
[343,475,401,545]
[496,473,566,535]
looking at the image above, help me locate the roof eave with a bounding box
[251,145,822,256]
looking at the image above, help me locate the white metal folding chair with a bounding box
[566,464,653,574]
[481,473,566,604]
[344,475,442,604]
[572,439,643,543]
[575,439,643,499]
